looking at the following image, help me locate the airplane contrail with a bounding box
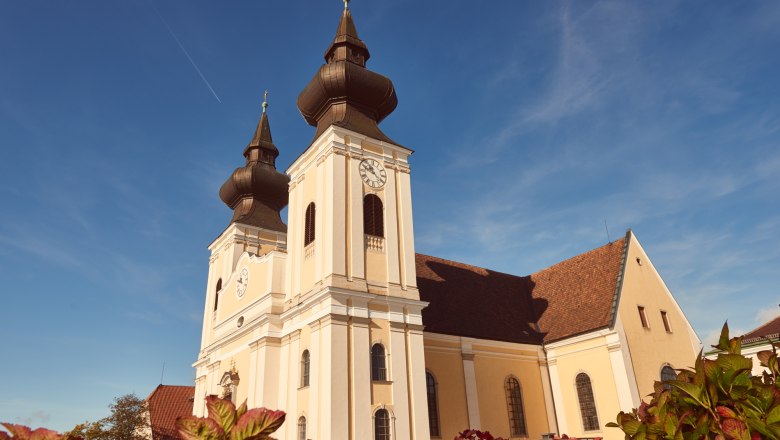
[148,0,222,103]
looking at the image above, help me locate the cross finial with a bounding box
[343,0,349,10]
[262,90,268,113]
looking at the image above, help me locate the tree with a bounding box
[67,394,149,440]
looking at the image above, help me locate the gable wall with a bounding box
[617,234,700,400]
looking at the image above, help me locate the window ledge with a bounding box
[371,380,393,384]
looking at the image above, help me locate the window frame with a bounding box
[426,371,441,437]
[504,376,528,437]
[575,372,600,432]
[371,343,387,381]
[304,202,316,246]
[661,310,672,332]
[297,416,306,440]
[374,408,391,440]
[638,305,649,329]
[300,350,310,388]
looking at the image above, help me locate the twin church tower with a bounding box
[195,4,428,439]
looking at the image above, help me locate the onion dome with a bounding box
[297,3,398,144]
[219,93,290,232]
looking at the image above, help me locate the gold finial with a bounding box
[262,90,268,113]
[343,0,349,10]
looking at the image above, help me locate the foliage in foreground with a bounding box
[608,322,780,440]
[454,429,507,440]
[176,396,285,440]
[0,424,80,440]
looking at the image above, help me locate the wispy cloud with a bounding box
[147,0,222,103]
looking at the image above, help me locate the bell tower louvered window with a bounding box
[304,202,316,246]
[576,373,600,431]
[363,194,384,237]
[504,376,527,437]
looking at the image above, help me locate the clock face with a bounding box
[236,267,249,298]
[359,158,387,189]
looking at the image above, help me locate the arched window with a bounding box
[576,373,599,431]
[301,350,310,387]
[214,279,222,311]
[661,365,676,390]
[374,409,390,440]
[304,203,316,246]
[371,344,387,381]
[363,194,384,237]
[504,376,527,436]
[297,416,306,440]
[426,372,441,437]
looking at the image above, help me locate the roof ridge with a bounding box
[742,314,780,338]
[531,235,628,277]
[415,252,527,279]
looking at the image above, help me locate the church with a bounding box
[191,4,701,440]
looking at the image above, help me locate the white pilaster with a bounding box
[546,356,568,434]
[461,340,481,429]
[389,322,411,440]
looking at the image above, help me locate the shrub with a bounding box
[454,429,507,440]
[176,396,285,440]
[0,424,80,440]
[608,322,780,440]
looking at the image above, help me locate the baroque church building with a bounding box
[193,5,701,440]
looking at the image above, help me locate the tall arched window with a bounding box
[374,409,390,440]
[363,194,384,237]
[661,365,676,390]
[304,203,316,246]
[371,344,387,381]
[297,416,306,440]
[426,372,441,437]
[576,373,600,431]
[214,278,222,311]
[504,376,527,436]
[301,350,310,387]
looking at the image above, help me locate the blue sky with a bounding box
[1,0,779,431]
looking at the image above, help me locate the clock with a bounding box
[359,158,387,189]
[236,267,249,298]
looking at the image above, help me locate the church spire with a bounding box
[219,91,290,232]
[297,2,398,143]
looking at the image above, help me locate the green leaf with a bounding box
[668,380,704,404]
[768,405,780,425]
[694,352,706,386]
[176,416,224,440]
[717,322,731,351]
[717,354,753,372]
[230,408,285,440]
[236,401,248,421]
[206,396,237,435]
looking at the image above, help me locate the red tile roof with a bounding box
[416,253,542,345]
[146,385,195,440]
[416,234,629,344]
[742,315,780,344]
[529,236,627,342]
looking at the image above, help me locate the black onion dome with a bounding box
[297,7,398,144]
[219,107,290,232]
